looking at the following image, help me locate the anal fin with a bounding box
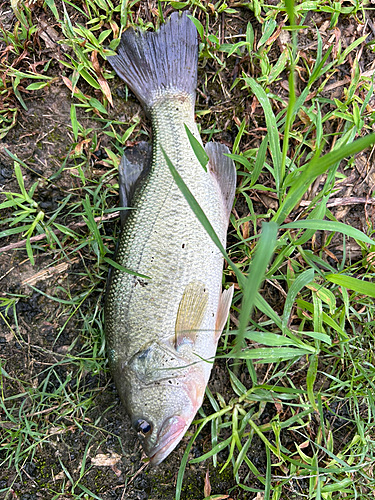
[215,285,234,340]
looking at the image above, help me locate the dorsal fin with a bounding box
[118,141,152,225]
[174,281,209,349]
[214,285,234,340]
[205,142,236,223]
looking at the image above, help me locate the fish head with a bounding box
[120,340,208,465]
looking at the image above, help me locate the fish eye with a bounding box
[134,418,152,435]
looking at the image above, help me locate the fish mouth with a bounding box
[148,416,187,466]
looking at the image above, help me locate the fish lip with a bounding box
[148,416,187,466]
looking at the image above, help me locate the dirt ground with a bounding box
[1,1,375,499]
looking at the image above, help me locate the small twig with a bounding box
[121,462,148,500]
[0,211,120,254]
[366,12,375,37]
[299,197,375,208]
[266,278,287,298]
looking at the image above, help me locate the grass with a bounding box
[1,0,375,499]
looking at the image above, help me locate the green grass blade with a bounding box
[326,274,375,298]
[282,268,314,332]
[250,135,268,187]
[274,133,375,224]
[226,346,315,362]
[244,330,312,349]
[282,219,375,246]
[233,118,246,155]
[235,222,278,352]
[254,292,283,329]
[82,195,105,257]
[184,124,208,171]
[103,257,151,280]
[306,354,318,410]
[296,299,348,339]
[243,77,282,191]
[161,145,245,288]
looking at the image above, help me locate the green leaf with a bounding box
[233,118,246,155]
[78,68,101,89]
[0,225,31,238]
[170,1,190,9]
[254,292,283,329]
[82,195,105,257]
[285,0,295,25]
[250,135,268,187]
[187,15,204,39]
[302,331,331,345]
[189,436,232,463]
[258,19,277,47]
[45,0,60,20]
[26,81,50,90]
[89,97,107,114]
[98,29,112,44]
[77,484,103,500]
[326,274,375,298]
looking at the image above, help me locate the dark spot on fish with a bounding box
[212,313,215,317]
[134,277,148,287]
[182,243,185,248]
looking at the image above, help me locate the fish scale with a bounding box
[106,95,225,362]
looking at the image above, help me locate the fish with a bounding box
[105,11,236,466]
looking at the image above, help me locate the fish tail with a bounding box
[107,11,198,110]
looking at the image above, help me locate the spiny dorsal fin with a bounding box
[214,285,234,340]
[205,142,236,223]
[175,281,209,349]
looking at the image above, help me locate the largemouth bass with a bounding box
[105,11,236,465]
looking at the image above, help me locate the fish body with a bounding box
[105,12,236,465]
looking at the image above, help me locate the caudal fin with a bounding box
[107,12,198,110]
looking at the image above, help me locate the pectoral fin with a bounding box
[174,281,209,349]
[205,142,236,223]
[215,285,234,340]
